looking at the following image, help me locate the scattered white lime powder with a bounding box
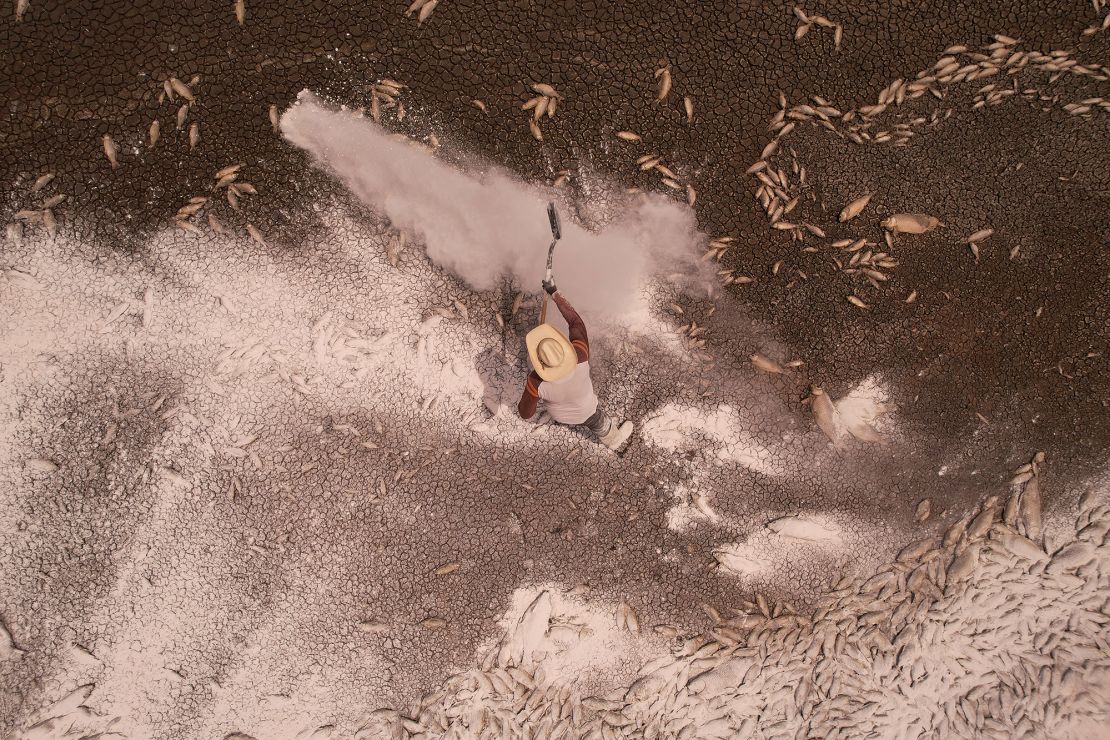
[480,585,667,697]
[833,374,894,443]
[640,403,779,476]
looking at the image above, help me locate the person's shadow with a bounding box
[474,345,530,419]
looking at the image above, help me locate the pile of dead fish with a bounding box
[358,453,1109,739]
[7,172,65,243]
[740,34,1110,309]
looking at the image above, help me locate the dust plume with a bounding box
[280,91,711,323]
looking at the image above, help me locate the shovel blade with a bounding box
[547,202,561,241]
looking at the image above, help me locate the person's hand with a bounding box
[542,278,557,295]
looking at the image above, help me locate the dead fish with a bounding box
[42,193,65,208]
[0,619,24,660]
[31,172,54,192]
[914,499,931,522]
[656,65,672,102]
[176,104,189,130]
[533,95,549,120]
[434,562,459,575]
[882,213,941,234]
[531,82,561,99]
[15,0,29,22]
[189,122,200,150]
[616,130,641,141]
[207,213,225,234]
[235,182,258,195]
[847,295,869,309]
[269,104,279,132]
[947,545,979,583]
[420,617,447,630]
[227,188,240,209]
[102,134,119,168]
[511,292,523,316]
[356,620,390,634]
[215,163,243,179]
[471,99,487,113]
[810,386,841,445]
[148,119,160,148]
[142,287,154,327]
[417,0,438,24]
[528,119,543,141]
[965,228,994,243]
[905,290,918,303]
[655,163,678,180]
[751,353,784,374]
[235,0,246,25]
[838,193,872,222]
[42,208,56,239]
[684,95,694,123]
[246,223,266,245]
[1021,476,1042,541]
[1000,532,1046,562]
[404,0,425,15]
[833,23,843,49]
[169,77,194,101]
[686,183,697,206]
[26,457,59,472]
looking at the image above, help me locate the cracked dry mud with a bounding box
[2,0,1109,738]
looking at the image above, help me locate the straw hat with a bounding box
[525,324,576,382]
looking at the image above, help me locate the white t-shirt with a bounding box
[538,361,599,424]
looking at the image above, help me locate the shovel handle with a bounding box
[539,292,549,324]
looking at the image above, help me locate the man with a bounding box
[517,279,634,451]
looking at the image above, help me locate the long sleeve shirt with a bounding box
[518,291,590,420]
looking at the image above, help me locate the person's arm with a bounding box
[518,370,542,419]
[547,286,589,362]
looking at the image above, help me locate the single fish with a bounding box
[169,77,194,101]
[215,163,243,179]
[914,499,931,522]
[838,194,872,222]
[102,134,119,168]
[751,353,784,374]
[965,228,994,243]
[417,0,438,24]
[246,223,266,245]
[176,103,189,130]
[148,119,160,148]
[189,122,200,150]
[31,172,54,192]
[656,66,672,101]
[15,0,29,22]
[235,0,246,25]
[1020,476,1042,541]
[531,82,561,98]
[810,386,841,445]
[684,95,694,123]
[847,295,869,309]
[269,104,279,132]
[616,130,641,141]
[882,213,941,234]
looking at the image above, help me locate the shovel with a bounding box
[538,201,562,324]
